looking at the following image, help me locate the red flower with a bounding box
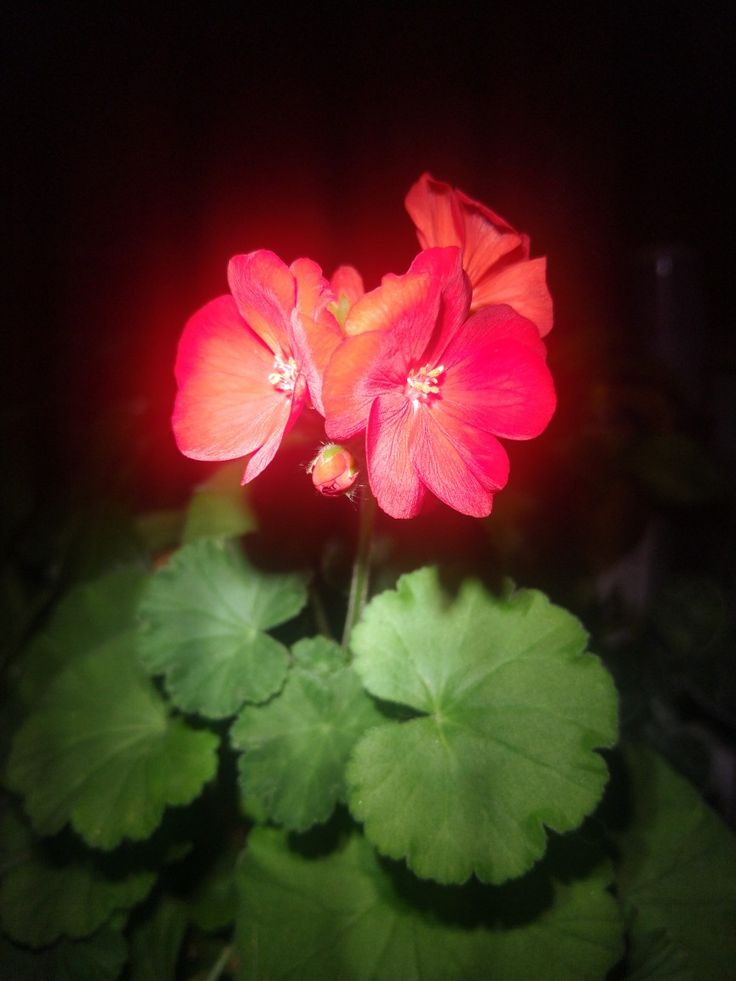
[323,248,556,519]
[405,173,553,336]
[173,250,341,483]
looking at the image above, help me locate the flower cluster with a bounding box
[173,174,556,519]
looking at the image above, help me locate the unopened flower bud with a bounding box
[308,444,358,497]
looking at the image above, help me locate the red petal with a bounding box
[172,295,301,471]
[330,265,365,305]
[291,257,334,320]
[404,173,463,251]
[366,392,425,519]
[323,331,388,439]
[455,185,525,240]
[409,247,470,363]
[452,305,549,360]
[227,250,295,355]
[412,408,510,517]
[440,307,556,439]
[344,266,434,341]
[242,393,304,483]
[405,174,529,289]
[472,257,553,336]
[459,206,526,287]
[291,311,343,416]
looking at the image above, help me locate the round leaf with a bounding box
[347,567,618,884]
[0,807,154,947]
[615,746,736,980]
[18,566,148,704]
[235,827,623,981]
[7,632,219,849]
[0,926,127,981]
[1,860,153,949]
[182,460,257,542]
[137,538,307,718]
[231,637,383,831]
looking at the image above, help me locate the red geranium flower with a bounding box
[405,173,553,336]
[323,247,556,519]
[173,249,341,483]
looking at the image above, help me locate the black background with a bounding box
[5,1,734,506]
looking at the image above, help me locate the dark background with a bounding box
[5,1,734,508]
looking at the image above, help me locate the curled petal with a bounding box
[405,173,464,251]
[405,173,552,335]
[456,193,528,283]
[291,257,335,321]
[405,173,526,278]
[227,250,295,355]
[472,257,553,336]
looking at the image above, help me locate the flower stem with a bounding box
[205,944,233,981]
[342,490,376,650]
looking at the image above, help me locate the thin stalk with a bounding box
[205,944,233,981]
[342,490,376,650]
[309,579,334,641]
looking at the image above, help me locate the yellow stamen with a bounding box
[406,363,445,398]
[268,354,298,393]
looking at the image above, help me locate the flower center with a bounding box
[268,353,298,393]
[406,363,445,402]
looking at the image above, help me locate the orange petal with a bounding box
[472,257,553,336]
[344,268,433,338]
[366,392,425,519]
[460,207,526,286]
[173,295,296,465]
[404,172,463,251]
[330,265,365,306]
[323,331,387,439]
[227,250,295,355]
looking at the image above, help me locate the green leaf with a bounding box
[231,638,383,831]
[347,568,618,884]
[7,632,219,849]
[135,509,185,553]
[183,461,257,543]
[18,566,148,703]
[186,846,239,932]
[626,927,691,981]
[615,746,736,981]
[137,538,307,719]
[0,926,127,981]
[128,896,189,981]
[0,807,154,948]
[59,505,146,584]
[235,827,623,981]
